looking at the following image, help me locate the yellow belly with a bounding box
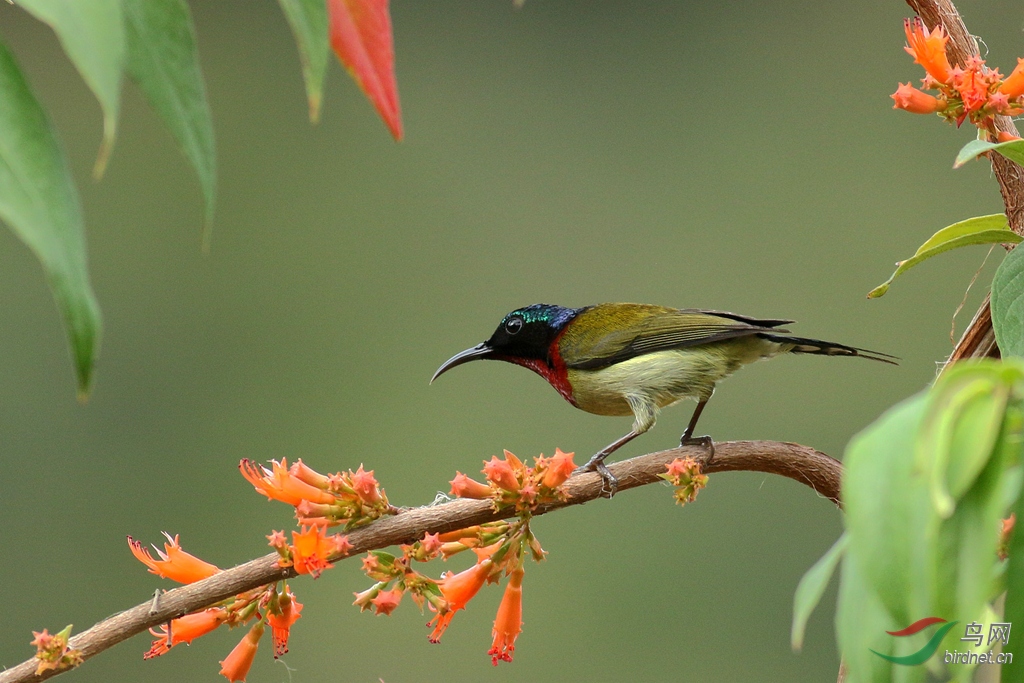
[566,338,779,417]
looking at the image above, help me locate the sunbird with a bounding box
[432,303,896,494]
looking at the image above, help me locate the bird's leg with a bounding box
[576,429,642,498]
[680,398,715,465]
[576,396,656,498]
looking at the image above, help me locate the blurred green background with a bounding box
[1,1,1021,680]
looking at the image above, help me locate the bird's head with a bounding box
[431,304,583,382]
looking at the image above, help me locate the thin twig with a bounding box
[0,440,841,683]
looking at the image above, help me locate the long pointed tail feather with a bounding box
[756,333,899,365]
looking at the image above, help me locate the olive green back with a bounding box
[558,303,790,370]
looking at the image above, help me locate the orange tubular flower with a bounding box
[955,62,990,114]
[145,608,228,659]
[350,465,382,503]
[489,568,524,665]
[129,533,221,584]
[891,83,945,114]
[291,526,334,577]
[240,458,336,507]
[428,559,494,642]
[371,588,404,615]
[268,590,302,658]
[290,459,330,488]
[450,472,493,499]
[904,18,952,84]
[483,456,520,492]
[542,448,576,489]
[1000,58,1024,98]
[219,621,264,683]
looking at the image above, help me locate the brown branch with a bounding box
[906,0,1024,365]
[0,440,841,683]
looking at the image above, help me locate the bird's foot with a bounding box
[575,453,619,498]
[680,434,715,467]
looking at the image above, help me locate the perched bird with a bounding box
[432,303,895,494]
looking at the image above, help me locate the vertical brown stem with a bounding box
[905,0,1024,365]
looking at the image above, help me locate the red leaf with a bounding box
[328,0,403,140]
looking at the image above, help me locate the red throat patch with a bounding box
[496,328,576,406]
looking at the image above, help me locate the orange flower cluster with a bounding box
[30,625,81,675]
[118,451,569,677]
[241,458,392,529]
[268,525,353,578]
[354,512,543,666]
[450,448,576,513]
[893,18,1024,135]
[660,457,708,506]
[352,536,448,618]
[128,534,303,681]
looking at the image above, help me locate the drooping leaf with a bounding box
[123,0,216,240]
[327,0,403,140]
[14,0,124,178]
[278,0,329,123]
[954,137,1024,169]
[867,214,1019,299]
[843,394,931,623]
[918,369,1009,517]
[792,533,847,651]
[993,244,1024,358]
[0,41,102,396]
[834,551,902,683]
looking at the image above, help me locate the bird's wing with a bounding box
[560,304,790,370]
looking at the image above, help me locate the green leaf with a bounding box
[792,533,847,651]
[844,393,933,623]
[14,0,124,178]
[123,0,216,242]
[993,244,1024,358]
[1003,403,1024,683]
[835,551,904,683]
[278,0,329,123]
[955,138,1024,169]
[0,41,102,396]
[868,214,1020,298]
[839,361,1024,681]
[918,370,1009,517]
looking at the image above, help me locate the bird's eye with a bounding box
[505,317,523,335]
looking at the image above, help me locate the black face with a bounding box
[431,303,585,383]
[485,304,581,361]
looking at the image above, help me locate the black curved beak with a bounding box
[430,343,494,384]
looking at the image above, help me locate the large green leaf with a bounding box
[867,214,1020,299]
[123,0,216,241]
[14,0,124,178]
[0,41,101,396]
[993,244,1024,358]
[278,0,329,123]
[843,394,931,624]
[954,138,1024,170]
[792,533,847,651]
[838,362,1024,681]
